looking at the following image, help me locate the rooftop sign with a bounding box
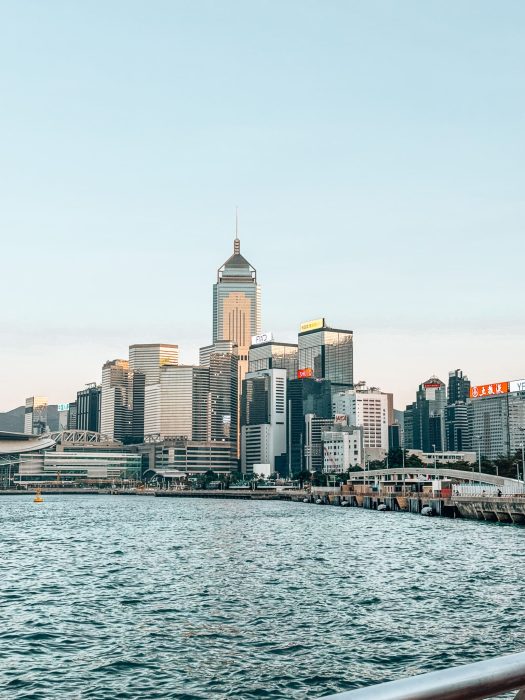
[300,318,325,333]
[251,332,274,346]
[510,379,525,393]
[57,403,70,412]
[470,382,509,399]
[297,368,313,379]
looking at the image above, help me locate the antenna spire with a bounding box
[234,207,240,254]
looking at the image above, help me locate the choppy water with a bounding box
[0,495,524,699]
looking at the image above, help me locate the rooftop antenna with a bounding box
[234,207,240,254]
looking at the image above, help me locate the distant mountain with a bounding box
[0,405,59,433]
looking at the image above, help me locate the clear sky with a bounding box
[1,0,524,412]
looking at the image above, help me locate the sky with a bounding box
[1,0,524,411]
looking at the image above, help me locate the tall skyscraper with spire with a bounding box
[212,218,261,455]
[213,220,261,381]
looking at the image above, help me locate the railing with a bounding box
[320,650,525,700]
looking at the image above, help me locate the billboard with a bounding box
[510,379,525,393]
[423,382,442,389]
[300,318,325,333]
[57,403,70,412]
[470,382,509,399]
[297,368,313,379]
[334,414,348,426]
[251,332,273,346]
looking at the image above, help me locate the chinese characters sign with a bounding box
[470,382,509,399]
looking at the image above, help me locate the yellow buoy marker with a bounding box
[33,488,44,503]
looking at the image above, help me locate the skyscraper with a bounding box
[241,368,287,476]
[404,376,447,452]
[129,344,179,385]
[213,232,261,387]
[144,365,209,441]
[76,384,101,433]
[100,360,145,443]
[24,397,48,435]
[248,340,298,380]
[298,319,353,393]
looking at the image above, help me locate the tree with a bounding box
[405,454,424,469]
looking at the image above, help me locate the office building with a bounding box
[448,369,471,404]
[287,377,332,474]
[446,369,471,451]
[304,414,333,473]
[101,360,145,443]
[241,368,287,476]
[144,365,209,441]
[298,319,353,393]
[200,341,239,448]
[24,397,48,435]
[248,340,298,380]
[57,402,77,431]
[129,344,179,384]
[213,233,261,386]
[332,385,389,451]
[322,425,364,473]
[404,376,446,452]
[468,380,525,460]
[445,403,470,452]
[76,385,101,433]
[137,437,237,477]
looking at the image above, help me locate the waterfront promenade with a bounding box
[4,482,525,524]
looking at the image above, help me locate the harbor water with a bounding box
[1,495,524,699]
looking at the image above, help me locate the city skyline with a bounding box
[0,225,523,412]
[1,1,524,410]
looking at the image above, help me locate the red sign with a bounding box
[470,382,509,399]
[297,368,313,379]
[424,382,442,389]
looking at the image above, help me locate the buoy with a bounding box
[33,488,44,504]
[421,505,433,516]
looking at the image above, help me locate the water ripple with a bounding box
[0,495,524,698]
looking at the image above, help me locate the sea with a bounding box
[1,495,524,699]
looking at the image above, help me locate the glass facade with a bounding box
[76,386,101,433]
[248,342,298,380]
[298,328,353,391]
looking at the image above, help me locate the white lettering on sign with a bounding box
[510,379,525,393]
[251,332,274,346]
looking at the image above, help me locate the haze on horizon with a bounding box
[1,0,524,413]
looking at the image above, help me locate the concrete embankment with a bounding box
[304,489,525,525]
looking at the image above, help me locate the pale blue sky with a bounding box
[1,1,524,410]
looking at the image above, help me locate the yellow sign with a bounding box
[300,318,325,333]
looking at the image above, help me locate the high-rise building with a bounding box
[332,385,389,453]
[322,425,364,473]
[248,340,298,380]
[448,369,471,404]
[445,369,471,452]
[76,385,101,433]
[101,360,145,443]
[304,414,334,473]
[298,319,353,393]
[144,365,209,441]
[287,377,332,475]
[24,397,48,435]
[200,341,239,456]
[240,368,287,476]
[129,344,179,384]
[213,234,261,376]
[468,380,525,460]
[404,376,447,452]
